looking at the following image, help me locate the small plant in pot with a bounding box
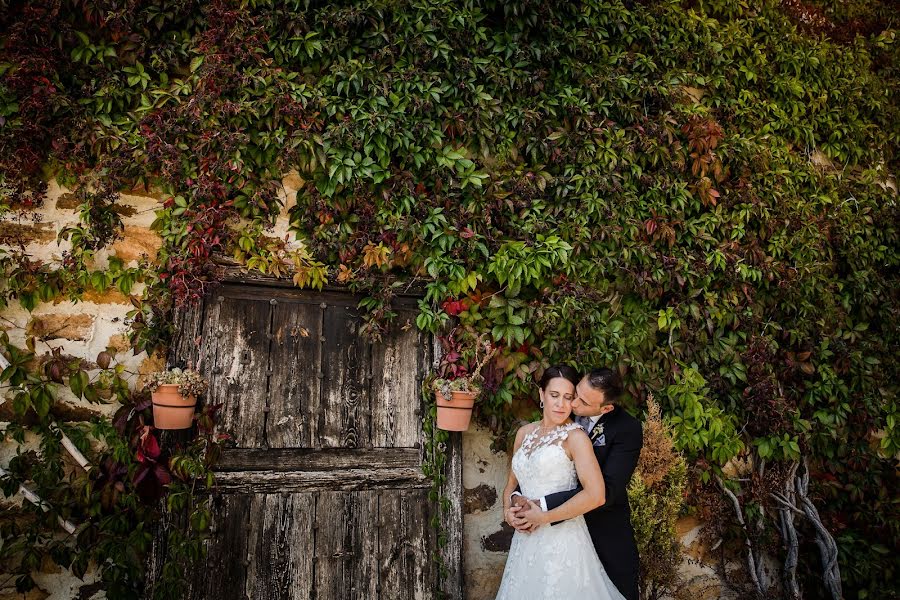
[431,332,497,431]
[145,367,208,430]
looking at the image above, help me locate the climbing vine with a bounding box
[0,333,226,598]
[1,0,898,597]
[421,376,450,597]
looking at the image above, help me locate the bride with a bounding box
[495,365,625,600]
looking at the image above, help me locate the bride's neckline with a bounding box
[531,421,575,435]
[518,421,580,458]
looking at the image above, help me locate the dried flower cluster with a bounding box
[145,367,208,398]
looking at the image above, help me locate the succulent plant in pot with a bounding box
[145,367,208,430]
[431,331,497,431]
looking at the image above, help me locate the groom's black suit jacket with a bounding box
[546,406,642,600]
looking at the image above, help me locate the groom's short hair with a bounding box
[585,368,623,404]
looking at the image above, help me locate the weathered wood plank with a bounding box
[217,447,421,471]
[376,490,405,600]
[320,305,370,448]
[245,493,314,600]
[204,295,271,448]
[370,311,421,449]
[213,468,429,494]
[266,300,321,448]
[167,294,207,369]
[413,323,434,450]
[142,497,189,600]
[190,494,251,600]
[401,489,432,600]
[314,492,348,600]
[348,491,379,600]
[214,270,426,306]
[440,432,464,600]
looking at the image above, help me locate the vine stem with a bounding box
[0,466,78,534]
[716,475,766,599]
[0,352,87,533]
[771,458,842,600]
[0,352,92,471]
[773,461,801,599]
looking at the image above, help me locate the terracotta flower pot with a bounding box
[151,384,197,430]
[435,390,478,431]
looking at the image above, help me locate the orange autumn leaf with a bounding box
[362,242,392,269]
[337,264,354,283]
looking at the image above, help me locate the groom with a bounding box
[507,368,643,600]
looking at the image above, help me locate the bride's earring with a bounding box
[540,400,544,408]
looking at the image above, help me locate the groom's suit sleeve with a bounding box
[544,418,642,523]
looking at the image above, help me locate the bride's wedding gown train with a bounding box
[495,423,626,600]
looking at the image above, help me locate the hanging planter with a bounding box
[151,384,197,430]
[434,387,479,431]
[146,368,208,430]
[430,332,497,432]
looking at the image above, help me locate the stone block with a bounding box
[55,193,80,210]
[106,333,132,353]
[481,522,515,552]
[722,456,753,478]
[120,184,167,201]
[0,587,49,600]
[810,149,836,170]
[681,577,726,600]
[80,289,132,305]
[112,204,138,218]
[77,582,106,599]
[27,314,94,342]
[465,565,505,600]
[464,484,498,515]
[111,226,162,262]
[282,170,306,191]
[676,515,703,540]
[0,221,56,244]
[52,192,135,215]
[682,86,706,104]
[52,402,104,423]
[0,394,103,425]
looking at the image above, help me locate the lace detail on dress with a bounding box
[518,422,581,458]
[512,422,582,504]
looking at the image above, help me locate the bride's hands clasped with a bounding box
[505,496,543,533]
[515,499,549,530]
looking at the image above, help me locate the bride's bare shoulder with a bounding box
[562,424,590,444]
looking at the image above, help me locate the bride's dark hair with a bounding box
[538,365,580,390]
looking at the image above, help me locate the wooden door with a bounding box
[146,282,461,600]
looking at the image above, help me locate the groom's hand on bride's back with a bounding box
[511,494,531,509]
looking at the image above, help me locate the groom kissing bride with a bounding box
[496,366,643,600]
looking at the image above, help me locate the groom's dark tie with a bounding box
[574,415,592,433]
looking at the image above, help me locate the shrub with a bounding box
[630,395,689,600]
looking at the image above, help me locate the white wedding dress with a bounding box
[495,422,626,600]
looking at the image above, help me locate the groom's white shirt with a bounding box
[511,415,601,511]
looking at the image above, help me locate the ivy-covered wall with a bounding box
[1,0,898,598]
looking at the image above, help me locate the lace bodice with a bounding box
[512,422,581,499]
